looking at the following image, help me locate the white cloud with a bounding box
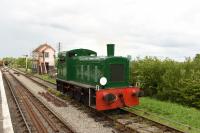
[0,0,200,61]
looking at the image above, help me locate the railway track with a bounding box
[2,69,75,133]
[2,71,32,133]
[12,68,185,133]
[102,109,183,133]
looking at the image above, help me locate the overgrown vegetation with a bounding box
[47,88,68,100]
[131,54,200,108]
[34,74,56,84]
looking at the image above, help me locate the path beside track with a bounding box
[0,70,14,133]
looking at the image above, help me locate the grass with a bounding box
[47,88,68,100]
[126,97,200,133]
[34,73,56,84]
[18,68,32,74]
[17,67,56,84]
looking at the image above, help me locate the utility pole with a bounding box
[127,55,132,61]
[58,42,61,53]
[23,54,28,71]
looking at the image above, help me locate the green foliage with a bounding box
[3,57,16,66]
[132,55,200,108]
[48,88,66,99]
[3,57,32,69]
[34,74,56,84]
[15,58,26,68]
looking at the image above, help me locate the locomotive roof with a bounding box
[68,48,96,53]
[59,49,128,61]
[74,56,128,61]
[68,48,97,56]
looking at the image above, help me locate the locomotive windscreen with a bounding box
[110,64,125,82]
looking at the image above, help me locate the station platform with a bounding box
[0,71,14,133]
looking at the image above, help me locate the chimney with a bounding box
[107,44,115,56]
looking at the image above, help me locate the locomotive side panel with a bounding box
[57,53,68,80]
[74,60,104,86]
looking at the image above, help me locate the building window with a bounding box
[44,52,49,58]
[32,64,37,69]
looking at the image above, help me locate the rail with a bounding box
[4,69,76,133]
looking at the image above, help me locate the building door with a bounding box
[39,65,42,74]
[45,62,49,73]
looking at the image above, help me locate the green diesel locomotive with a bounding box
[57,44,140,110]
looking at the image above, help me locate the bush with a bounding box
[131,55,200,108]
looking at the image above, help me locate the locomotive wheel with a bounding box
[74,90,81,102]
[82,90,89,105]
[80,89,85,104]
[57,81,90,106]
[56,81,60,91]
[60,83,64,93]
[68,86,74,98]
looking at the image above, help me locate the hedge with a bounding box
[131,54,200,108]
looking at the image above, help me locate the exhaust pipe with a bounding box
[107,44,115,56]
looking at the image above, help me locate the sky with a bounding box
[0,0,200,61]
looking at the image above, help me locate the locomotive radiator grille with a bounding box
[110,64,125,82]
